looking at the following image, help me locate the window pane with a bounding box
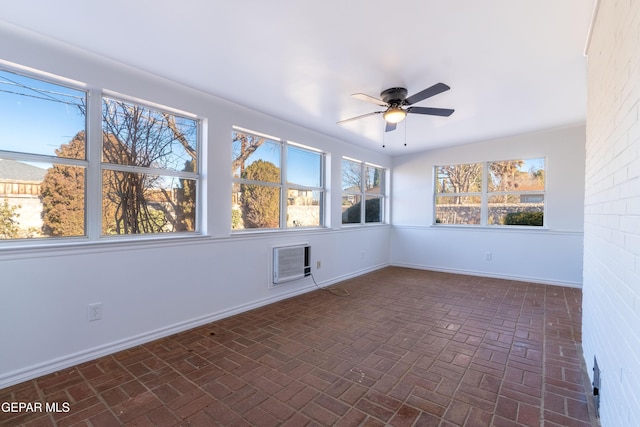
[435,195,481,225]
[488,195,544,226]
[342,160,386,225]
[489,158,544,192]
[102,98,198,172]
[102,170,195,234]
[232,182,242,229]
[232,131,280,181]
[0,159,85,238]
[342,194,361,224]
[364,196,383,223]
[287,189,321,227]
[0,70,86,159]
[435,163,482,194]
[342,159,361,192]
[287,145,321,187]
[232,183,280,230]
[364,165,384,195]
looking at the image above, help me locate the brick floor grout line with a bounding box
[73,356,128,426]
[204,326,300,424]
[561,283,597,425]
[541,284,548,427]
[202,326,281,425]
[115,332,247,425]
[31,377,57,427]
[229,312,378,425]
[384,293,449,426]
[361,319,420,424]
[425,277,506,426]
[546,287,599,427]
[318,305,412,425]
[257,303,394,425]
[427,280,469,426]
[487,281,525,427]
[1,267,597,427]
[455,278,502,427]
[117,345,192,424]
[324,279,440,425]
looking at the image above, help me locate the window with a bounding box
[435,158,545,226]
[101,97,199,234]
[435,163,482,225]
[342,158,386,224]
[0,66,200,241]
[1,68,87,239]
[232,128,324,230]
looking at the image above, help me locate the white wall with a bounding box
[391,125,585,286]
[0,22,392,387]
[583,1,640,425]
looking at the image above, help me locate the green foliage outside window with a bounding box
[0,199,20,239]
[342,198,380,223]
[240,160,280,228]
[40,133,86,237]
[435,159,545,226]
[504,211,544,226]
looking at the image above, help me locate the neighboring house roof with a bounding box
[0,159,47,182]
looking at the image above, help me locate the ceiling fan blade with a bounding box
[407,106,455,117]
[385,122,397,132]
[337,111,383,124]
[352,93,388,107]
[404,83,450,105]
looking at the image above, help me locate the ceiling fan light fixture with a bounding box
[338,83,453,129]
[383,106,407,124]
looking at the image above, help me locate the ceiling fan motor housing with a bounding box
[380,87,408,105]
[337,82,453,130]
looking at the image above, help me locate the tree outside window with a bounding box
[232,129,324,231]
[0,67,200,241]
[435,159,545,226]
[342,158,386,224]
[0,68,87,239]
[101,97,198,235]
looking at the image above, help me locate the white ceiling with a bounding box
[1,1,595,156]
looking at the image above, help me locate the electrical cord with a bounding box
[310,273,350,297]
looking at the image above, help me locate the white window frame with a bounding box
[434,158,546,227]
[0,64,202,244]
[99,93,201,237]
[341,157,387,225]
[232,127,326,231]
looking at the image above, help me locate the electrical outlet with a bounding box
[485,252,492,261]
[316,260,321,269]
[88,303,102,321]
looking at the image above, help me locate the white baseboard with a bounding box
[313,263,389,287]
[391,262,583,288]
[0,263,389,389]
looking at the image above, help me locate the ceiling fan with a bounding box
[337,82,454,132]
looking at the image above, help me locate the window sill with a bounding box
[230,226,328,235]
[341,222,388,228]
[0,233,211,260]
[1,224,393,260]
[431,224,548,230]
[392,224,582,236]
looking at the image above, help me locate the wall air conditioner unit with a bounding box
[273,244,311,285]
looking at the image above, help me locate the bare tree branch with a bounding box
[232,133,265,174]
[163,113,196,161]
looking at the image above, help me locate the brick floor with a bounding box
[0,267,599,426]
